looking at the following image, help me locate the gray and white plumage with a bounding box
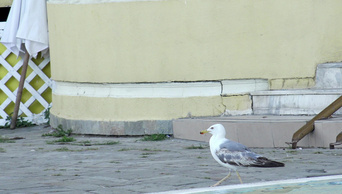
[216,139,284,168]
[200,124,284,186]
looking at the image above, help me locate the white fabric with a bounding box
[1,0,49,58]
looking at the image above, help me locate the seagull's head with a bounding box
[200,124,226,137]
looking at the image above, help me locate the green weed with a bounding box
[71,140,119,146]
[44,107,51,125]
[142,148,163,152]
[286,150,298,154]
[0,115,34,128]
[65,140,120,146]
[92,141,119,145]
[185,145,207,149]
[118,148,131,151]
[42,125,72,137]
[53,147,98,152]
[46,136,76,144]
[141,134,168,141]
[0,136,15,143]
[55,136,76,143]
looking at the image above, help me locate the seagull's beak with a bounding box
[200,130,208,134]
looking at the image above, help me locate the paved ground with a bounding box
[1,125,342,193]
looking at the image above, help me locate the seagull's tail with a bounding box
[252,157,285,167]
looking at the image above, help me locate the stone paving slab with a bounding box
[1,125,342,193]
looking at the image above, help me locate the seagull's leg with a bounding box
[212,170,231,187]
[236,170,243,184]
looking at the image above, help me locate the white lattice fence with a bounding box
[0,28,52,126]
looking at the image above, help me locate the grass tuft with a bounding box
[185,145,207,149]
[71,140,120,146]
[141,134,168,141]
[0,115,35,128]
[93,141,120,145]
[53,147,99,152]
[0,136,15,143]
[55,136,76,143]
[42,125,72,137]
[46,136,76,144]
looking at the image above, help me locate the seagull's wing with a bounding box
[216,140,284,167]
[215,140,260,167]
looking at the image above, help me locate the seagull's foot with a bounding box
[211,171,231,187]
[211,182,221,187]
[236,171,243,184]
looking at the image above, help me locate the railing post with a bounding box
[290,95,342,148]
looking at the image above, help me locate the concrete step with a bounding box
[173,115,342,148]
[315,63,342,89]
[251,89,342,115]
[250,63,342,116]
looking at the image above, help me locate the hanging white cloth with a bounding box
[1,0,49,58]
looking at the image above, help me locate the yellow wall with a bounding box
[52,95,227,121]
[0,0,12,7]
[48,0,342,83]
[47,0,342,132]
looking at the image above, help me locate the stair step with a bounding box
[316,63,342,89]
[173,115,342,148]
[249,63,342,116]
[251,89,342,115]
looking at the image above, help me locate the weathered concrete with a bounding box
[1,125,342,193]
[173,115,342,148]
[252,62,342,115]
[252,89,342,115]
[316,63,342,89]
[50,114,173,136]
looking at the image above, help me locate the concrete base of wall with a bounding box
[51,113,342,148]
[50,114,173,136]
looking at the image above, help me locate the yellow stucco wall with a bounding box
[52,95,227,121]
[0,0,12,7]
[47,0,342,133]
[48,0,342,83]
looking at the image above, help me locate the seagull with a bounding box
[200,124,284,187]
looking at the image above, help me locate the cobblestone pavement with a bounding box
[1,125,342,193]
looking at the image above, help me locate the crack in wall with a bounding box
[219,81,227,115]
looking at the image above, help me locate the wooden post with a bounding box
[10,51,30,129]
[329,131,342,149]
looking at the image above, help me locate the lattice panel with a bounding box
[0,45,52,126]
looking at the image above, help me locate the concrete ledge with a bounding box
[173,115,342,148]
[50,114,173,135]
[221,79,268,95]
[53,81,221,98]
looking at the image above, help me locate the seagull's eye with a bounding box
[210,127,214,129]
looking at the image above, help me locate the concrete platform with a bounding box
[173,115,342,148]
